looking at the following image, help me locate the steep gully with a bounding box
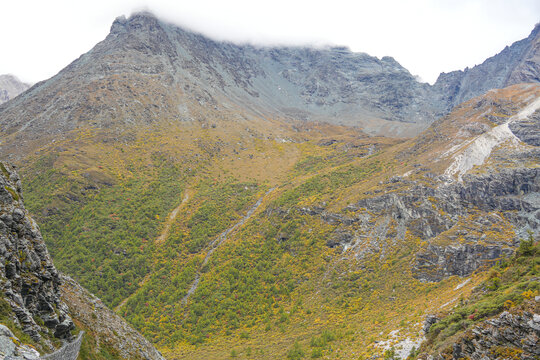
[156,189,193,245]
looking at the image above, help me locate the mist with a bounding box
[1,0,539,84]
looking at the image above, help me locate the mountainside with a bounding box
[0,11,538,360]
[0,161,164,359]
[0,75,30,104]
[1,13,538,150]
[433,23,540,110]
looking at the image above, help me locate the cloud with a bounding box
[1,0,539,83]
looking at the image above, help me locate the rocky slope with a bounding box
[0,161,75,344]
[0,161,164,359]
[61,274,165,360]
[433,23,540,111]
[291,84,540,284]
[419,238,539,360]
[0,13,538,154]
[449,307,540,360]
[0,11,538,360]
[0,75,30,104]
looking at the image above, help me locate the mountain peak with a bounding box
[110,11,163,35]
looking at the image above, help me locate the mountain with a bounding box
[433,23,540,111]
[0,75,30,104]
[1,14,538,153]
[0,12,438,142]
[0,161,164,359]
[0,11,538,360]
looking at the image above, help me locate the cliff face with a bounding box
[0,162,74,343]
[451,307,540,360]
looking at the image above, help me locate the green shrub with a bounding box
[311,348,323,358]
[287,341,305,360]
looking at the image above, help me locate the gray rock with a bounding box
[449,310,540,359]
[432,24,540,111]
[0,162,74,342]
[0,324,41,360]
[509,108,540,146]
[423,315,440,334]
[413,244,514,282]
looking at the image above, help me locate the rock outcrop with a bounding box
[441,306,540,360]
[0,162,74,343]
[308,167,537,281]
[0,324,40,359]
[413,244,514,282]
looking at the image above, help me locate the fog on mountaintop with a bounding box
[0,0,539,83]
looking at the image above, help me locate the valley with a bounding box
[0,11,538,360]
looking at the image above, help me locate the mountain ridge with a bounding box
[1,12,538,148]
[432,22,540,111]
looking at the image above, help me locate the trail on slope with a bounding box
[114,188,192,312]
[182,188,276,305]
[156,189,193,244]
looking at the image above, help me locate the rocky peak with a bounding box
[1,14,539,155]
[110,11,165,35]
[433,23,540,110]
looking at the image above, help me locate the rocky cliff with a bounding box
[0,75,30,105]
[449,307,540,360]
[0,161,75,344]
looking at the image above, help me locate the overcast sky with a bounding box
[1,0,539,84]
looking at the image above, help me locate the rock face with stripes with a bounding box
[0,162,74,343]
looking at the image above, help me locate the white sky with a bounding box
[1,0,539,84]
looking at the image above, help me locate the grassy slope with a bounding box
[16,85,539,359]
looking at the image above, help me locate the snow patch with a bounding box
[402,170,413,177]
